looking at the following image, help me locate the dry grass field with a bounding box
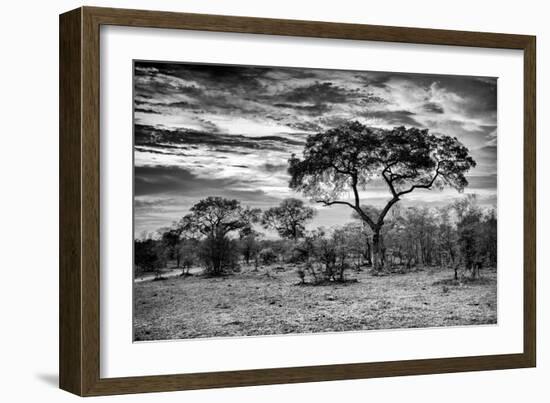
[133,265,497,341]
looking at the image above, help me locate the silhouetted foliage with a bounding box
[259,248,278,265]
[179,239,199,276]
[160,226,184,268]
[294,228,354,284]
[182,197,261,275]
[134,239,167,279]
[261,198,316,240]
[453,195,496,278]
[289,121,476,271]
[239,229,262,265]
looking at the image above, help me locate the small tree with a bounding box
[293,227,352,284]
[259,248,278,265]
[480,209,497,268]
[453,195,485,278]
[331,226,357,278]
[289,121,476,271]
[160,226,183,268]
[436,205,458,270]
[178,239,199,276]
[239,229,262,265]
[134,239,167,279]
[296,228,326,283]
[183,197,261,275]
[199,235,241,274]
[262,198,316,241]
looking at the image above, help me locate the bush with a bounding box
[259,248,278,265]
[296,269,306,284]
[179,239,199,275]
[134,239,167,279]
[199,235,240,276]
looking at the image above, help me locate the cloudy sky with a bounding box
[133,61,497,236]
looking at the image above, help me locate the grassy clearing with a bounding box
[133,265,497,341]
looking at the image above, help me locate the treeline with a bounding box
[367,194,496,279]
[135,194,496,284]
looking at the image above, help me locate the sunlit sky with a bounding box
[133,61,497,236]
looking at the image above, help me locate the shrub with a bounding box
[259,248,278,265]
[134,239,167,279]
[199,235,240,276]
[296,269,306,284]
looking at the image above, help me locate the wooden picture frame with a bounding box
[59,6,536,396]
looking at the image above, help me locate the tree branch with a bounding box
[316,199,356,209]
[315,198,376,229]
[397,162,442,197]
[381,170,398,198]
[377,197,400,227]
[350,174,362,209]
[330,163,351,175]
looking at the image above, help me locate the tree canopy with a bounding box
[289,121,476,228]
[182,196,261,238]
[261,198,316,240]
[288,121,476,270]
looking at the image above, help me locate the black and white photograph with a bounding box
[132,61,498,342]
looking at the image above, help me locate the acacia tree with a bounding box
[261,198,316,241]
[289,121,475,271]
[239,228,263,265]
[160,226,184,268]
[182,197,261,275]
[351,204,386,266]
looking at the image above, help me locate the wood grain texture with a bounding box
[59,6,537,396]
[81,6,102,396]
[85,6,532,49]
[523,38,536,367]
[59,8,83,396]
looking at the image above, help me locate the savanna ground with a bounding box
[133,265,497,341]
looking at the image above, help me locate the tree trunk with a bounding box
[365,238,372,266]
[372,229,383,271]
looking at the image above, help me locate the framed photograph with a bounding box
[59,6,536,396]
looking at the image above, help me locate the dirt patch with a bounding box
[134,265,497,341]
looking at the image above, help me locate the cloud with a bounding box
[423,102,445,114]
[135,165,234,196]
[285,121,324,132]
[354,72,394,88]
[466,174,497,189]
[261,162,289,173]
[362,110,422,127]
[361,93,388,104]
[477,145,497,159]
[133,61,497,233]
[135,165,283,204]
[317,115,352,128]
[135,124,298,151]
[136,62,271,95]
[277,81,355,104]
[273,102,331,116]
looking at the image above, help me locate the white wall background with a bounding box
[0,0,546,401]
